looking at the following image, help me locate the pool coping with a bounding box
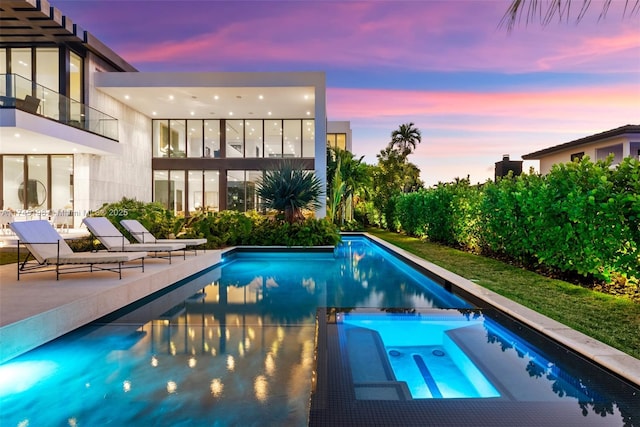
[359,232,640,387]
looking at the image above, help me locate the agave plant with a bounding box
[257,162,323,223]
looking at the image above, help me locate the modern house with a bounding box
[1,0,348,227]
[522,125,640,174]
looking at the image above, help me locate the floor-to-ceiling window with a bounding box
[152,118,314,213]
[36,48,59,119]
[1,155,73,214]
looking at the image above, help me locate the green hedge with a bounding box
[391,157,639,286]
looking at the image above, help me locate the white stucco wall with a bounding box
[75,53,152,218]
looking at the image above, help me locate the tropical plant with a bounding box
[326,146,371,225]
[256,161,323,223]
[500,0,639,32]
[391,122,422,158]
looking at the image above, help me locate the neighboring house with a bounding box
[1,0,349,226]
[522,125,640,175]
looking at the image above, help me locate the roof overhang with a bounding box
[94,72,325,120]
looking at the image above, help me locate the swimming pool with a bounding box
[0,236,638,426]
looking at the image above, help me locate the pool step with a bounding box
[345,326,411,400]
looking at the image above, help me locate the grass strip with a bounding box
[368,228,640,360]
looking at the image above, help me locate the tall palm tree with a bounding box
[501,0,639,32]
[326,147,370,224]
[257,161,323,223]
[391,122,422,157]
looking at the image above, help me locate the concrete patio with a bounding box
[0,248,221,364]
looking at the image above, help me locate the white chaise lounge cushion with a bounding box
[9,220,147,264]
[83,217,186,252]
[120,219,207,247]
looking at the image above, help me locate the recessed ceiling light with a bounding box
[152,111,157,116]
[14,133,20,138]
[124,95,130,100]
[304,95,309,100]
[169,95,174,100]
[258,95,264,100]
[190,111,195,116]
[267,111,272,116]
[229,112,233,116]
[214,95,219,100]
[306,111,311,115]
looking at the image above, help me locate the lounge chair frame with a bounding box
[15,240,145,280]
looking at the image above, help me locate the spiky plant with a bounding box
[257,162,323,223]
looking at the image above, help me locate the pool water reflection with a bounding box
[0,237,637,426]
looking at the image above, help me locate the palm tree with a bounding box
[326,147,370,224]
[500,0,639,32]
[257,161,323,223]
[391,122,422,157]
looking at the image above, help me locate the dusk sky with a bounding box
[55,0,639,186]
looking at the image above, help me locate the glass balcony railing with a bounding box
[0,73,118,141]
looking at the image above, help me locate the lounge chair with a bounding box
[9,220,146,280]
[120,219,207,254]
[82,217,187,263]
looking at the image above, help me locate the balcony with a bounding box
[0,73,118,141]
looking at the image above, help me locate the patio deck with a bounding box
[0,246,220,364]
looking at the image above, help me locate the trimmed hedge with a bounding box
[391,157,639,286]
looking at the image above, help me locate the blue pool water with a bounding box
[0,236,638,426]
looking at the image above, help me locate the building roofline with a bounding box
[522,124,640,160]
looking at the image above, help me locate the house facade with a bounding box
[522,125,640,174]
[1,0,344,227]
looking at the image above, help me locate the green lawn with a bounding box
[368,228,640,360]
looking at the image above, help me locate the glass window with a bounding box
[2,156,24,211]
[204,171,219,211]
[50,155,73,211]
[0,48,7,74]
[153,170,169,209]
[227,170,245,211]
[187,120,203,158]
[26,155,48,210]
[246,171,262,211]
[11,48,32,99]
[596,144,623,164]
[171,170,185,213]
[153,120,168,157]
[35,48,58,92]
[265,120,282,158]
[50,155,73,228]
[245,120,263,158]
[204,120,220,158]
[169,120,186,158]
[226,120,244,158]
[336,134,347,150]
[327,134,336,148]
[36,48,59,119]
[283,120,301,158]
[303,120,315,157]
[69,51,82,102]
[188,170,203,213]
